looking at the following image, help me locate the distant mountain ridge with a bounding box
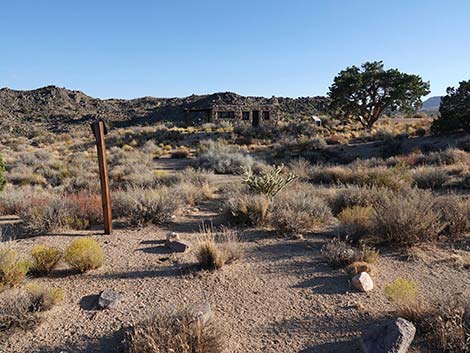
[421,96,442,111]
[0,85,329,134]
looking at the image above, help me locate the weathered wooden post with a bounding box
[90,119,112,235]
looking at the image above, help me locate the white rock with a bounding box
[166,232,180,241]
[352,272,374,292]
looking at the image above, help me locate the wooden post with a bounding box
[91,119,112,234]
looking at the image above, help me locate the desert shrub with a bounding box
[171,148,190,159]
[17,191,103,234]
[309,165,354,185]
[412,168,449,189]
[270,187,332,234]
[0,248,31,289]
[433,195,470,239]
[195,141,256,174]
[196,228,242,271]
[372,189,441,247]
[223,193,270,227]
[336,206,374,241]
[64,238,103,273]
[174,182,214,206]
[243,165,296,198]
[327,185,390,215]
[114,187,182,227]
[0,154,6,191]
[288,159,315,181]
[0,290,41,343]
[30,245,62,276]
[384,278,418,305]
[321,239,379,267]
[25,283,64,311]
[124,308,223,353]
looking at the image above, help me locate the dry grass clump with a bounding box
[0,290,41,343]
[0,247,31,290]
[412,167,449,189]
[25,283,64,312]
[433,195,470,239]
[196,228,242,271]
[223,193,270,227]
[124,308,223,353]
[175,182,215,206]
[321,238,379,268]
[114,186,182,227]
[373,189,441,247]
[327,185,389,215]
[30,244,62,276]
[64,238,103,273]
[336,206,374,242]
[270,187,332,234]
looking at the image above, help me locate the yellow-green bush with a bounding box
[64,238,103,273]
[30,244,62,275]
[0,248,31,289]
[384,278,418,305]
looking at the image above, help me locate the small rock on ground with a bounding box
[98,289,122,309]
[352,272,374,292]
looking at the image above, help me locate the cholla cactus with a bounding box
[243,165,297,199]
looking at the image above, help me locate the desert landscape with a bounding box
[1,2,469,352]
[0,79,469,353]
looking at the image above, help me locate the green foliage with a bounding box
[329,61,430,129]
[0,248,31,289]
[432,80,470,133]
[242,165,297,199]
[64,238,103,273]
[30,244,62,275]
[0,154,6,191]
[384,278,418,305]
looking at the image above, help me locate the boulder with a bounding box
[352,272,374,292]
[189,302,212,326]
[361,317,416,353]
[165,239,191,253]
[98,289,122,309]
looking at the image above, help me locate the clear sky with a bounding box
[1,0,469,99]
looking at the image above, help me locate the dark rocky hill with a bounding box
[421,96,442,112]
[0,86,328,134]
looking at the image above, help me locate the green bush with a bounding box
[0,248,31,290]
[64,238,103,273]
[432,80,470,133]
[30,245,62,275]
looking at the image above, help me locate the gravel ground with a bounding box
[1,200,469,353]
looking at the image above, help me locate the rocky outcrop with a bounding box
[0,86,329,134]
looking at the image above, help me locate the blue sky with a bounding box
[1,0,469,99]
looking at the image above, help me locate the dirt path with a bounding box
[2,193,469,353]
